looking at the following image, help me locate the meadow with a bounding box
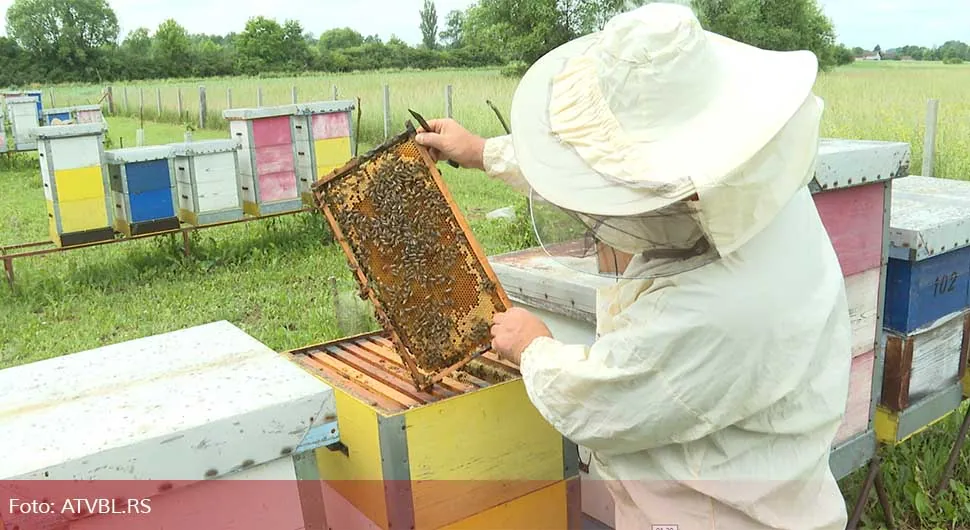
[6,61,970,528]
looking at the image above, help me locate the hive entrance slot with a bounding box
[311,126,512,391]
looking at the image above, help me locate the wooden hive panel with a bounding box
[285,333,577,530]
[813,183,886,277]
[75,107,104,124]
[881,310,970,412]
[834,348,875,445]
[311,125,512,390]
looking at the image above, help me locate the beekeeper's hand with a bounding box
[491,307,553,365]
[414,118,486,170]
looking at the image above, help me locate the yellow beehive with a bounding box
[34,122,114,247]
[284,332,581,529]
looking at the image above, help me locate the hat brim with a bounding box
[509,31,818,217]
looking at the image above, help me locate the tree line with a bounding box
[855,43,970,64]
[1,0,858,87]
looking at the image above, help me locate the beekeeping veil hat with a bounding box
[511,2,825,279]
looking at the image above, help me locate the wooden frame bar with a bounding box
[310,123,512,391]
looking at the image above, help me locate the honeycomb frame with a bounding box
[310,122,512,391]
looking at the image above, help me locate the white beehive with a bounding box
[8,96,40,151]
[0,105,7,153]
[169,139,245,226]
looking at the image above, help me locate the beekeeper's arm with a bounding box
[517,288,791,456]
[482,135,531,194]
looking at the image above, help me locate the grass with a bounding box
[7,61,970,528]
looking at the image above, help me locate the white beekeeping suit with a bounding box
[477,3,853,529]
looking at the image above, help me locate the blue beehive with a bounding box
[27,90,43,120]
[104,146,180,237]
[42,107,74,125]
[884,175,970,334]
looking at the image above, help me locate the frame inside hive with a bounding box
[311,123,512,391]
[287,332,521,414]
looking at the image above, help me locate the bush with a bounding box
[943,57,964,65]
[500,61,529,78]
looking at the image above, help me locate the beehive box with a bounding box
[884,175,970,334]
[0,106,7,154]
[104,145,180,237]
[294,100,356,206]
[8,95,40,150]
[3,90,43,122]
[224,104,305,216]
[74,104,105,125]
[43,106,74,125]
[810,139,910,449]
[310,125,511,391]
[34,123,114,247]
[880,309,969,411]
[284,332,581,530]
[169,139,245,226]
[0,321,341,530]
[871,175,970,444]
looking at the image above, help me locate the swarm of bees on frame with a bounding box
[317,136,504,378]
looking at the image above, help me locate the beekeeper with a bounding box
[416,3,852,529]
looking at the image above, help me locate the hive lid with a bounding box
[7,95,37,104]
[105,145,175,164]
[489,246,618,324]
[74,104,103,111]
[310,124,512,391]
[888,175,970,261]
[0,321,338,483]
[42,107,75,115]
[811,138,911,192]
[170,138,241,156]
[31,122,106,139]
[295,100,356,115]
[223,104,300,120]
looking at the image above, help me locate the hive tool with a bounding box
[408,109,460,168]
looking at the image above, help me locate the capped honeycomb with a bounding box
[311,123,511,391]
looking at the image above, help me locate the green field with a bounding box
[6,61,970,528]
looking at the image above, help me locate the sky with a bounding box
[0,0,966,50]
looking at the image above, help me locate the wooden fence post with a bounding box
[383,84,391,139]
[445,85,453,119]
[123,86,129,113]
[332,85,338,100]
[227,88,233,109]
[199,86,207,129]
[139,87,144,116]
[177,88,183,119]
[49,88,55,107]
[257,85,263,107]
[156,87,162,117]
[923,99,939,178]
[291,86,298,104]
[105,86,114,114]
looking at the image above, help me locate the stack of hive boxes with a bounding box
[295,101,356,205]
[170,139,245,226]
[105,146,181,237]
[876,174,970,445]
[34,123,114,247]
[8,95,40,151]
[224,100,355,216]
